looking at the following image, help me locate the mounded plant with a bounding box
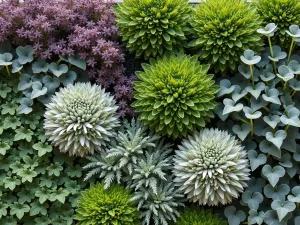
[44,82,120,157]
[255,0,300,48]
[132,53,218,139]
[175,207,227,225]
[173,128,250,206]
[189,0,263,73]
[75,182,140,225]
[116,0,191,59]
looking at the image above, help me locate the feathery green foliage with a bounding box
[175,207,227,225]
[173,128,250,206]
[132,53,218,139]
[75,182,140,225]
[255,0,300,48]
[116,0,191,59]
[189,0,263,73]
[44,82,120,157]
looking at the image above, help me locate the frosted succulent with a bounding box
[44,83,119,157]
[173,128,250,206]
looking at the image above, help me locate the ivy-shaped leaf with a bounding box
[14,127,34,142]
[10,203,30,219]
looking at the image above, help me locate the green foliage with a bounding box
[116,0,191,59]
[173,128,250,206]
[44,82,120,157]
[189,0,263,73]
[84,119,184,225]
[132,53,218,139]
[0,41,86,114]
[175,207,227,225]
[255,0,300,49]
[216,24,300,225]
[75,182,140,225]
[0,74,90,225]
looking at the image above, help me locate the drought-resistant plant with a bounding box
[255,0,300,49]
[173,128,250,206]
[44,82,120,157]
[132,53,218,139]
[189,0,263,73]
[116,0,191,59]
[0,0,134,117]
[0,73,90,225]
[84,119,184,225]
[175,207,227,225]
[216,24,300,225]
[75,182,140,225]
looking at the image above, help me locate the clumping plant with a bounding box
[75,182,140,225]
[0,0,134,117]
[255,0,300,48]
[44,82,120,157]
[132,53,218,139]
[189,0,263,73]
[116,0,191,59]
[173,128,250,206]
[0,74,91,225]
[84,119,185,225]
[175,207,227,225]
[216,24,300,225]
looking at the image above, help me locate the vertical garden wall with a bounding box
[0,0,300,225]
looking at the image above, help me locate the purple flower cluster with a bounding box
[0,0,133,117]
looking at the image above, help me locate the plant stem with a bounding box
[268,35,277,73]
[284,125,290,132]
[249,65,254,87]
[250,119,254,137]
[263,106,269,112]
[291,90,297,97]
[287,38,295,64]
[240,119,250,124]
[56,58,62,65]
[283,81,288,95]
[5,66,10,76]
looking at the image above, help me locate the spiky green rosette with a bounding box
[175,208,227,225]
[190,0,263,73]
[44,83,119,157]
[75,183,140,225]
[255,0,300,48]
[132,53,218,139]
[116,0,191,59]
[173,128,250,206]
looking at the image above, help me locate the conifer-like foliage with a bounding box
[116,0,191,59]
[75,182,140,225]
[132,53,218,139]
[189,0,263,73]
[175,208,227,225]
[255,0,300,48]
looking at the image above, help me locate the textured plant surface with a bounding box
[75,182,140,225]
[175,207,227,225]
[132,53,218,139]
[189,0,263,73]
[84,119,185,225]
[255,0,300,49]
[173,128,250,206]
[116,0,191,59]
[44,82,119,157]
[0,0,135,117]
[0,74,90,225]
[216,25,300,225]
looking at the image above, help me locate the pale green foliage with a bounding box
[75,182,140,225]
[190,0,263,73]
[44,82,120,157]
[173,128,250,206]
[132,53,218,139]
[116,0,191,59]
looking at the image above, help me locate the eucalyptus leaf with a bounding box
[248,150,267,171]
[271,200,295,221]
[49,63,68,77]
[262,87,281,105]
[68,55,86,70]
[233,123,251,141]
[257,23,277,36]
[240,50,261,65]
[223,98,243,114]
[264,184,290,201]
[224,206,246,225]
[265,130,287,149]
[262,165,285,187]
[218,79,235,97]
[31,82,47,99]
[268,46,287,62]
[16,46,34,64]
[287,186,300,203]
[32,60,49,73]
[0,53,13,66]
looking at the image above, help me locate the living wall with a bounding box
[0,0,300,225]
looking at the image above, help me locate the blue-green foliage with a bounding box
[216,24,300,225]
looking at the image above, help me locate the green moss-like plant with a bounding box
[75,182,140,225]
[44,82,120,157]
[255,0,300,49]
[132,53,218,139]
[175,208,227,225]
[189,0,263,73]
[116,0,191,59]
